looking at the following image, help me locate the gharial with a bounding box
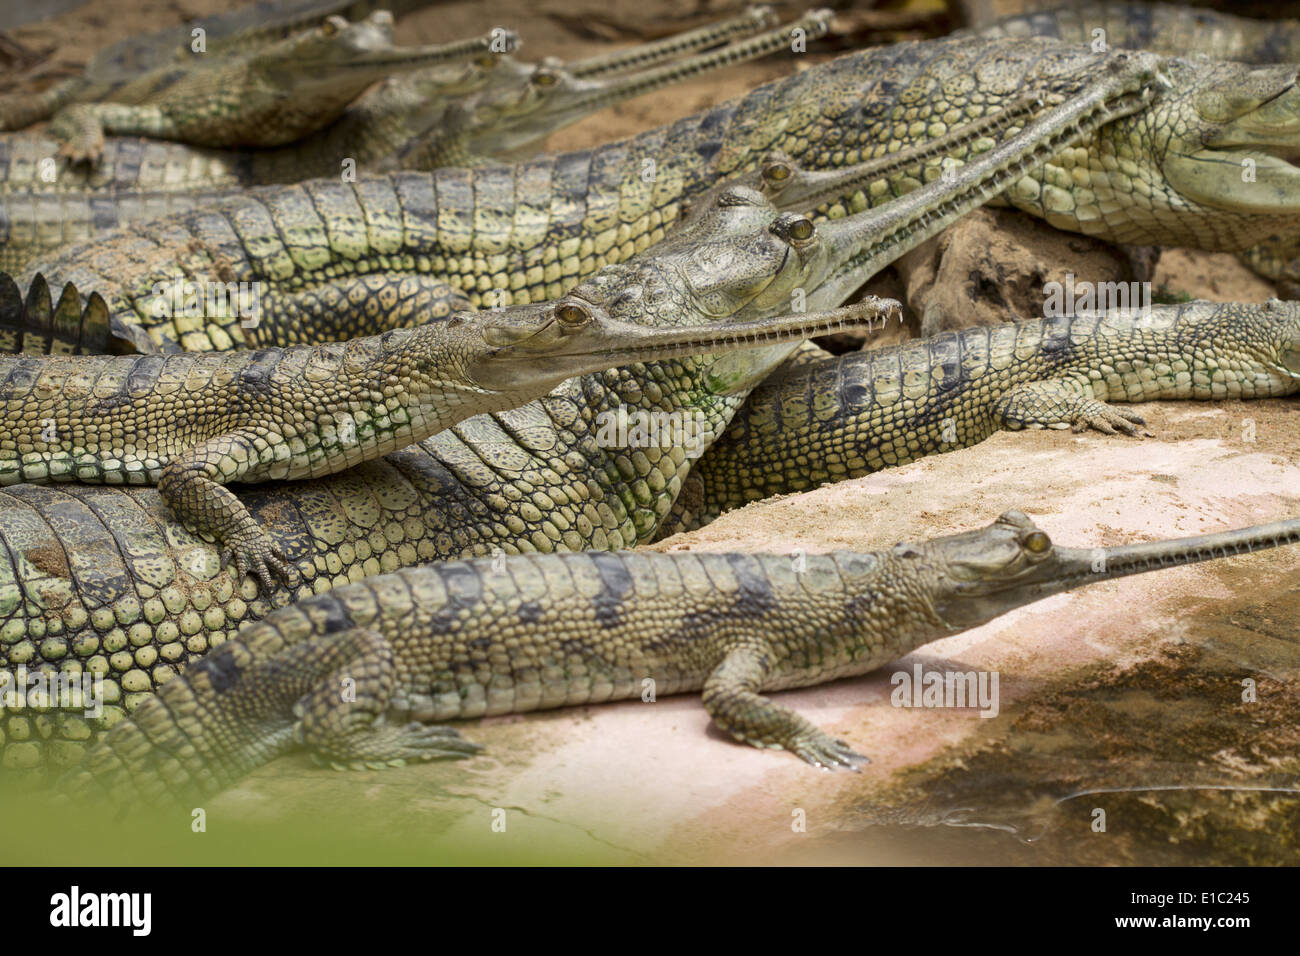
[66,510,1300,806]
[662,298,1300,534]
[0,275,881,593]
[2,1,444,99]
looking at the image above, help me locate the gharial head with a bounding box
[431,59,595,158]
[457,9,830,162]
[619,183,832,320]
[444,61,597,158]
[256,12,394,74]
[899,511,1066,631]
[892,508,1300,635]
[546,167,930,393]
[1135,56,1300,226]
[255,12,514,89]
[561,183,846,394]
[403,49,535,104]
[395,292,893,400]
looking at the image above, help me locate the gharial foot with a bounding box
[220,529,299,594]
[704,642,871,772]
[304,723,484,771]
[994,381,1154,438]
[781,728,870,772]
[1068,400,1152,437]
[56,133,103,165]
[50,105,106,164]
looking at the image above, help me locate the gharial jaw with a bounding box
[259,13,511,94]
[1158,63,1300,216]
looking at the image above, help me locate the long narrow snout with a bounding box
[930,512,1300,632]
[1053,515,1300,590]
[470,297,900,391]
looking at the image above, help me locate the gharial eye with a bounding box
[556,302,589,325]
[787,217,814,242]
[475,54,498,68]
[763,161,792,182]
[1024,531,1051,554]
[533,71,559,86]
[321,16,343,35]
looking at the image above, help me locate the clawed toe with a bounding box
[402,722,484,758]
[311,722,483,770]
[1077,405,1153,438]
[224,536,298,594]
[791,733,870,772]
[56,140,101,165]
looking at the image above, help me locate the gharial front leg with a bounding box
[158,428,299,594]
[49,103,169,163]
[702,641,869,770]
[993,380,1152,436]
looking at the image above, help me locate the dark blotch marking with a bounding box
[842,591,876,619]
[113,138,143,184]
[238,349,281,395]
[928,332,968,401]
[589,552,634,626]
[151,69,192,92]
[551,148,596,236]
[1040,315,1073,359]
[0,357,40,400]
[90,196,121,234]
[308,592,356,635]
[196,646,243,692]
[125,354,167,397]
[517,600,543,625]
[691,101,737,168]
[842,382,869,406]
[723,553,775,615]
[431,562,484,634]
[644,607,719,654]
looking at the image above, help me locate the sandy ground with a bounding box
[3,1,1299,864]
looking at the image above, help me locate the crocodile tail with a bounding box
[0,272,115,355]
